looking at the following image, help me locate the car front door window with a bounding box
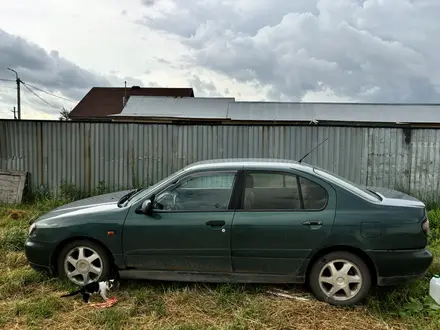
[154,172,237,211]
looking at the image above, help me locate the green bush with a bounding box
[428,209,440,243]
[429,209,440,229]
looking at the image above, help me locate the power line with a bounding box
[23,82,77,103]
[0,78,15,82]
[22,83,57,109]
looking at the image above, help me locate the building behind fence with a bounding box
[1,120,440,199]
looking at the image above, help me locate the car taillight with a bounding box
[422,218,430,234]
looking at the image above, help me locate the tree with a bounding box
[59,107,71,121]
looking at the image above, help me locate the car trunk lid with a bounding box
[365,186,425,208]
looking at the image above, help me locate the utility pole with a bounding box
[7,68,21,120]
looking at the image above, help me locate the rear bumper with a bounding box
[377,273,427,286]
[367,248,433,287]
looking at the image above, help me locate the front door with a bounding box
[231,170,336,275]
[122,170,238,273]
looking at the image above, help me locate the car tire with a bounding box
[308,251,371,306]
[57,239,111,286]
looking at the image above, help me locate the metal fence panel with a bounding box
[1,120,439,199]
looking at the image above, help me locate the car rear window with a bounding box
[313,168,381,202]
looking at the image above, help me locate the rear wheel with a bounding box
[57,239,111,286]
[308,251,371,306]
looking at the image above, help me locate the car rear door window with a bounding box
[299,177,328,210]
[243,172,301,210]
[242,172,327,211]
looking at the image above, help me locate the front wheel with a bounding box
[57,239,111,286]
[308,251,371,306]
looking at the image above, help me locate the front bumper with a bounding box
[367,248,433,287]
[24,238,55,274]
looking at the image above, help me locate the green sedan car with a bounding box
[25,159,432,306]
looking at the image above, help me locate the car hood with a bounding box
[36,190,133,222]
[366,186,425,208]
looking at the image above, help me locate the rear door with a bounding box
[231,169,336,275]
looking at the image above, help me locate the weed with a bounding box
[212,284,247,311]
[89,308,130,330]
[29,198,67,216]
[0,315,7,328]
[94,180,109,195]
[14,296,65,325]
[130,286,167,317]
[429,209,440,228]
[0,267,47,298]
[230,300,268,329]
[0,250,28,269]
[6,209,29,220]
[0,226,27,251]
[161,326,211,330]
[59,180,88,201]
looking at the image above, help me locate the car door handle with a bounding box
[206,220,225,227]
[302,220,323,226]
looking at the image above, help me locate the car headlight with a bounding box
[28,223,37,236]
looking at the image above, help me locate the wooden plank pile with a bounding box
[0,170,27,204]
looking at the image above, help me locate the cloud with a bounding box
[188,74,222,97]
[155,57,171,64]
[142,0,156,7]
[140,0,440,102]
[0,28,144,118]
[0,29,111,100]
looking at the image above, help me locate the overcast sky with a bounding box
[1,0,439,120]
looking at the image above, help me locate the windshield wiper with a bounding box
[117,188,142,207]
[126,187,146,203]
[366,188,383,201]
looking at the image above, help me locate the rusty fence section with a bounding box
[1,120,439,199]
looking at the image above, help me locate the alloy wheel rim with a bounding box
[318,259,363,301]
[64,246,103,285]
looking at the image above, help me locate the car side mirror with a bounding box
[137,199,152,215]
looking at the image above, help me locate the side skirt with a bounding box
[118,270,305,284]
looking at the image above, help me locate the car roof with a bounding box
[184,158,316,173]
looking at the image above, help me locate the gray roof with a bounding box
[109,95,440,124]
[184,158,315,172]
[111,96,234,119]
[229,102,440,123]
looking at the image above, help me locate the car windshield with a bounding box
[313,167,381,202]
[124,168,186,205]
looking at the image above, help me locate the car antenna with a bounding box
[298,138,328,163]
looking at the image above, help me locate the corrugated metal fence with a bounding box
[1,120,440,199]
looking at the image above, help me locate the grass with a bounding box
[0,199,439,329]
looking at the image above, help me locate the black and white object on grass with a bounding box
[61,279,116,303]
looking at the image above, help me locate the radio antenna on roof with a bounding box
[298,138,328,163]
